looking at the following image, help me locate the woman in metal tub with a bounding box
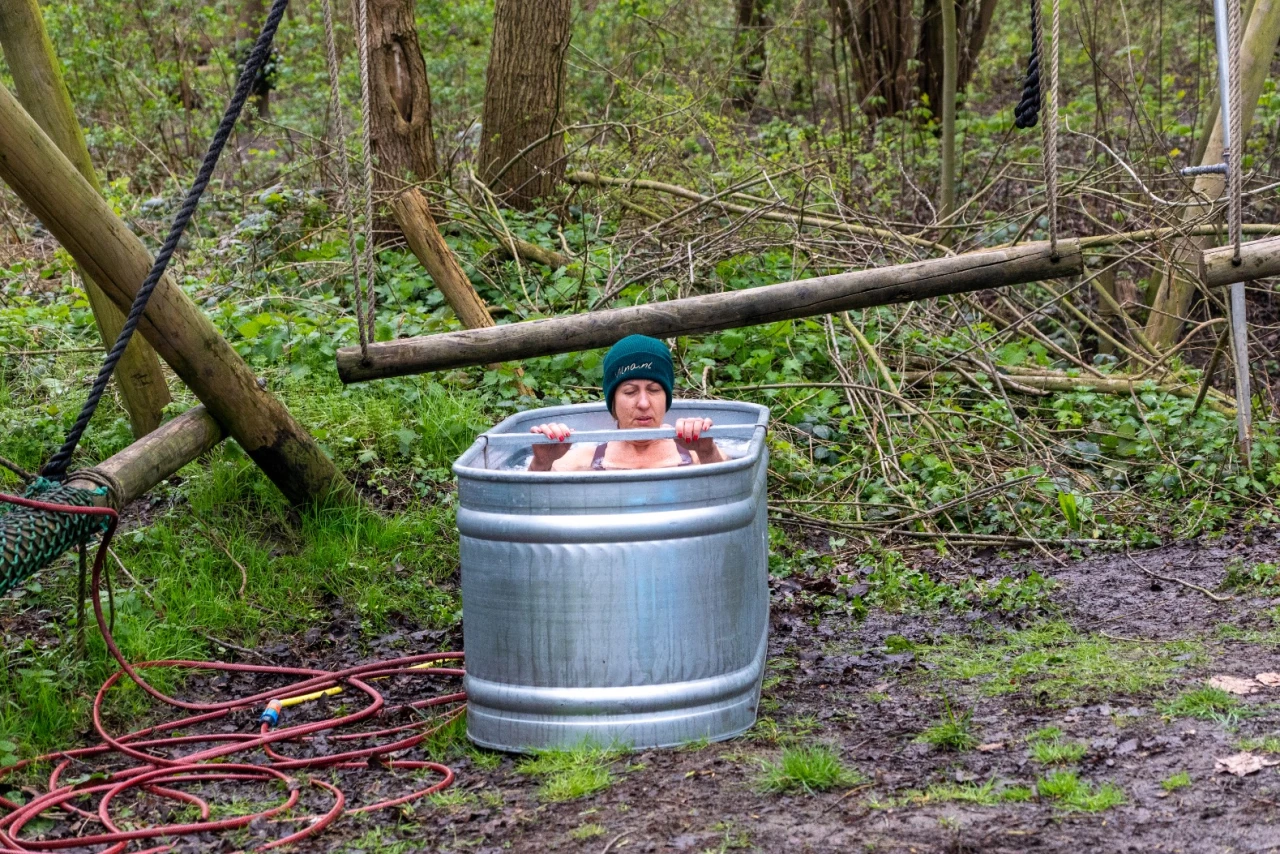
[528,334,727,471]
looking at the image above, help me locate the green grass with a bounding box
[1027,726,1088,765]
[1158,686,1248,725]
[1238,734,1280,753]
[897,780,1034,806]
[1035,770,1125,812]
[1161,771,1192,792]
[1223,559,1280,591]
[915,704,978,751]
[517,745,622,802]
[919,621,1201,704]
[756,744,863,794]
[569,823,607,841]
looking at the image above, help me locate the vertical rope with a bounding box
[1040,0,1061,258]
[1227,0,1243,261]
[1013,0,1041,129]
[321,0,367,359]
[354,0,378,356]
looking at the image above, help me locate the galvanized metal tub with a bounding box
[453,400,770,753]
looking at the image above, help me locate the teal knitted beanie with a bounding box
[602,335,674,415]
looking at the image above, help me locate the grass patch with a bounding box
[756,744,862,794]
[915,704,977,751]
[898,780,1035,806]
[569,823,607,841]
[1238,735,1280,753]
[1161,771,1192,792]
[1223,559,1280,592]
[1159,686,1249,726]
[517,745,621,802]
[920,621,1200,704]
[1027,726,1087,765]
[1036,770,1125,812]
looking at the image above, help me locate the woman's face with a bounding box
[614,380,667,429]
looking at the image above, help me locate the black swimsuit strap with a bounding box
[591,440,693,469]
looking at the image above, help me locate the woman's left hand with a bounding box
[674,417,716,456]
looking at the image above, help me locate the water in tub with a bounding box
[493,437,753,471]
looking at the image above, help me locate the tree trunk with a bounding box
[828,0,916,119]
[731,0,770,111]
[0,0,171,439]
[366,0,439,203]
[1144,0,1280,348]
[0,81,357,508]
[477,0,572,209]
[917,0,998,117]
[939,0,957,229]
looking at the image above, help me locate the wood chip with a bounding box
[1209,675,1259,695]
[976,742,1005,752]
[1215,752,1280,777]
[1257,673,1280,687]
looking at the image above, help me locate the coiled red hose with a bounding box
[0,493,466,852]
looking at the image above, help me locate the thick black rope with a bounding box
[1014,0,1041,129]
[42,0,292,480]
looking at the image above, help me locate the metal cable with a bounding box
[354,0,378,356]
[321,0,368,354]
[42,0,291,479]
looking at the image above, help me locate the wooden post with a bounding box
[0,0,171,438]
[0,82,357,507]
[1200,235,1280,287]
[389,188,533,393]
[390,189,494,328]
[69,406,224,509]
[338,238,1083,382]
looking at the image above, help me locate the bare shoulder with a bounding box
[549,443,598,472]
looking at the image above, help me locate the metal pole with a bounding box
[1214,0,1252,457]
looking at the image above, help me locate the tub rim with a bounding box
[453,400,769,484]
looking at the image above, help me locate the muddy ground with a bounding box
[11,531,1280,853]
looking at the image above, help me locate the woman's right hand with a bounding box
[529,423,574,470]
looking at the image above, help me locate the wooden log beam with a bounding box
[0,0,171,438]
[338,238,1083,382]
[0,81,357,507]
[68,406,224,509]
[1200,236,1280,287]
[391,188,496,329]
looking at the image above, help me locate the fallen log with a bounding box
[0,82,356,507]
[337,238,1083,382]
[1200,236,1280,287]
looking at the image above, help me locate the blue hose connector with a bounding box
[259,698,283,728]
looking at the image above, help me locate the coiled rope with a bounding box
[41,0,291,480]
[1227,0,1243,263]
[1013,0,1042,129]
[1013,0,1061,259]
[354,0,378,358]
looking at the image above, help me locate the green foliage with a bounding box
[1159,686,1248,725]
[897,780,1034,806]
[517,745,622,802]
[922,622,1201,703]
[915,703,977,752]
[1027,727,1088,765]
[1161,771,1192,792]
[755,744,862,794]
[1035,771,1126,812]
[1224,560,1280,592]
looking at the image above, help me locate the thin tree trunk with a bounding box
[366,0,439,205]
[0,81,357,507]
[918,0,999,117]
[1145,0,1280,349]
[939,0,957,229]
[731,0,770,111]
[478,0,571,209]
[828,0,916,118]
[0,0,171,439]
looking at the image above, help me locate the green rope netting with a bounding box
[0,478,109,597]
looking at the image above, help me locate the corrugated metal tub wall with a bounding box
[453,400,770,753]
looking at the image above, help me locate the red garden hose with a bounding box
[0,493,467,852]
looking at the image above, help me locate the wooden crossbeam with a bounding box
[1200,236,1280,287]
[337,239,1083,383]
